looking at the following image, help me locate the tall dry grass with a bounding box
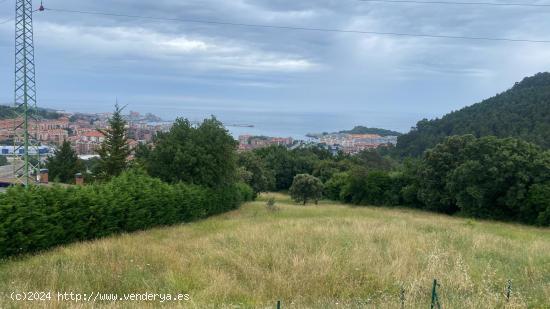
[0,193,549,308]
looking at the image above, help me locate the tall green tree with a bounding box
[144,117,237,187]
[237,152,275,193]
[46,140,82,183]
[96,104,130,179]
[254,145,320,190]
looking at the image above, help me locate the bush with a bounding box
[266,197,278,212]
[0,170,248,259]
[235,182,256,202]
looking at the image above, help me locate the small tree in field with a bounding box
[96,104,130,179]
[46,140,82,183]
[289,174,323,205]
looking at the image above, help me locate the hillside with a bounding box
[339,126,402,136]
[396,72,550,157]
[1,194,548,308]
[0,105,60,120]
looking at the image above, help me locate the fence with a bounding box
[273,278,514,308]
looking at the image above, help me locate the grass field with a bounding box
[0,193,549,308]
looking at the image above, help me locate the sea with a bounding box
[161,109,424,140]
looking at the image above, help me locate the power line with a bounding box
[0,17,13,25]
[0,0,11,25]
[0,7,40,25]
[357,0,550,7]
[43,7,550,44]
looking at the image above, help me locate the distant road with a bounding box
[0,160,24,183]
[0,162,15,179]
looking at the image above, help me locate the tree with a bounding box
[446,137,550,221]
[254,146,299,190]
[416,135,475,214]
[312,160,349,183]
[46,140,82,183]
[324,172,349,201]
[350,149,395,172]
[395,72,550,157]
[254,145,319,190]
[96,104,130,179]
[526,183,550,226]
[289,174,323,205]
[0,156,7,167]
[415,135,550,222]
[133,143,152,170]
[145,117,237,187]
[237,152,275,193]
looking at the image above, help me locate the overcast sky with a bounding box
[1,0,550,133]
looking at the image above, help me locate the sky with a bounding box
[1,0,550,136]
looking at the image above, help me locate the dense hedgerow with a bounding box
[0,170,254,258]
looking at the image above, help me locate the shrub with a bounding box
[235,182,256,202]
[266,197,278,212]
[0,170,248,259]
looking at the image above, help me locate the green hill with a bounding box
[339,126,402,136]
[0,104,61,120]
[0,193,548,308]
[396,72,550,157]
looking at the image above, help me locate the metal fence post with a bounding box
[400,286,405,309]
[430,279,441,309]
[506,279,512,302]
[277,300,281,309]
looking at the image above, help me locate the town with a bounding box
[238,132,397,154]
[0,107,399,159]
[0,109,171,158]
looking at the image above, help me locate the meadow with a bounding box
[0,193,549,308]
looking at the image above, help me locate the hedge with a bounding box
[0,170,254,258]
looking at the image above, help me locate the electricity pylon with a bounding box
[13,0,40,187]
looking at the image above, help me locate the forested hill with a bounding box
[396,72,550,157]
[0,105,60,120]
[339,126,402,136]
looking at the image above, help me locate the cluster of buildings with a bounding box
[238,135,294,151]
[1,105,398,158]
[0,117,70,151]
[0,111,171,157]
[317,133,398,154]
[237,132,397,154]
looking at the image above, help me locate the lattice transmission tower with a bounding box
[13,0,40,187]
